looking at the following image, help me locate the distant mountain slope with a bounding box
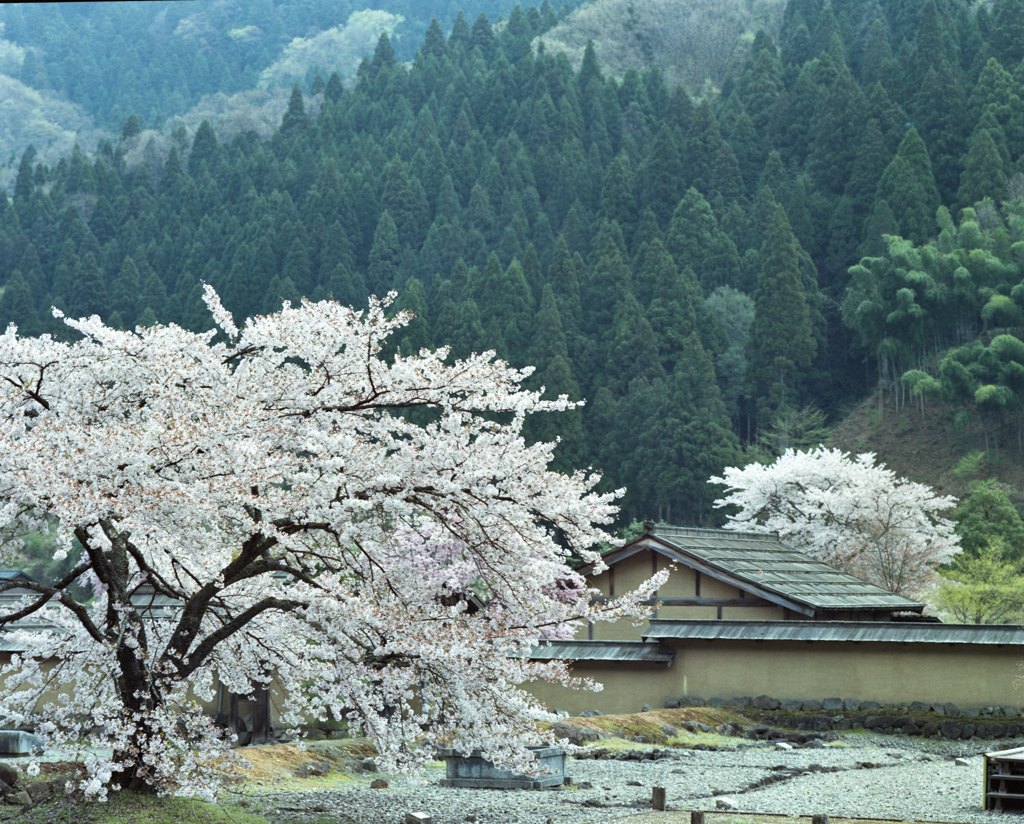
[534,0,786,93]
[829,392,1024,510]
[0,74,105,191]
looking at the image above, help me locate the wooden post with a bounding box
[812,815,830,824]
[652,786,666,810]
[250,683,271,745]
[690,812,705,824]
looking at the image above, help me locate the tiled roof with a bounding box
[644,619,1024,645]
[529,640,675,664]
[590,525,924,616]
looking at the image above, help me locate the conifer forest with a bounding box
[3,0,1024,529]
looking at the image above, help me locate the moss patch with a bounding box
[0,793,272,824]
[545,707,750,747]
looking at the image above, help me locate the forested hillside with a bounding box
[0,0,579,189]
[4,0,1024,529]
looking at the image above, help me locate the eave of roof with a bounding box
[529,640,675,664]
[643,619,1024,645]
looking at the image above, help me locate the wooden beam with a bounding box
[590,596,774,608]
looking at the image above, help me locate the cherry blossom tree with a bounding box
[0,288,665,799]
[710,447,960,597]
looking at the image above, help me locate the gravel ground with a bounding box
[251,735,1012,824]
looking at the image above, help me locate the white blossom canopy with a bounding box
[0,289,663,798]
[711,447,960,597]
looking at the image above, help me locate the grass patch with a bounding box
[223,740,373,794]
[546,707,752,748]
[0,793,273,824]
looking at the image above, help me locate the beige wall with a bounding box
[528,639,1024,715]
[584,552,788,641]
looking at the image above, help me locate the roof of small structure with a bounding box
[0,570,36,583]
[530,640,675,664]
[644,619,1024,645]
[584,525,924,618]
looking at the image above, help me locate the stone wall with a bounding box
[662,694,1024,741]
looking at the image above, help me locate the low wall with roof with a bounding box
[527,636,1024,717]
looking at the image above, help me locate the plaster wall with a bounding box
[527,639,1024,716]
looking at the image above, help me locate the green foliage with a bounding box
[757,403,831,456]
[933,539,1024,624]
[5,0,1023,530]
[748,204,816,414]
[952,480,1024,565]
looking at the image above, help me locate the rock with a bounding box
[775,741,794,750]
[0,764,17,787]
[727,696,752,708]
[370,778,389,789]
[679,696,706,707]
[908,701,929,713]
[553,709,569,717]
[944,702,961,717]
[920,721,939,737]
[626,780,642,786]
[961,724,976,739]
[707,697,725,707]
[931,703,946,716]
[716,796,740,810]
[361,757,378,772]
[582,798,605,808]
[860,701,881,711]
[405,814,431,824]
[939,721,962,739]
[822,698,844,712]
[552,722,604,746]
[782,700,804,712]
[864,715,896,729]
[803,699,824,712]
[663,699,679,709]
[641,704,653,713]
[754,695,781,710]
[295,760,332,778]
[843,698,860,712]
[660,724,679,738]
[990,723,1007,737]
[3,791,30,807]
[48,775,76,796]
[579,710,594,717]
[24,781,50,801]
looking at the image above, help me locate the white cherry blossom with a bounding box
[0,289,665,798]
[711,447,959,597]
